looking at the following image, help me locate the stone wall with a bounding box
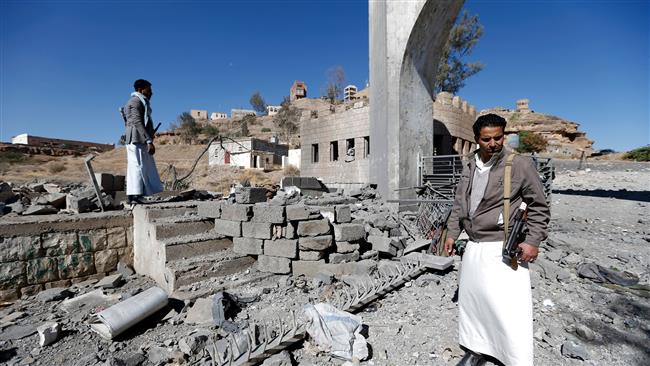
[0,211,133,301]
[433,92,477,155]
[300,102,370,185]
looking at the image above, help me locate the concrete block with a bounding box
[367,235,398,256]
[235,187,268,204]
[37,322,61,347]
[78,229,108,252]
[329,251,360,264]
[335,205,352,223]
[242,222,272,239]
[286,205,311,221]
[95,273,124,289]
[335,241,360,254]
[252,205,285,224]
[197,201,222,219]
[257,255,291,274]
[0,235,42,262]
[400,252,454,271]
[298,235,333,251]
[94,249,119,273]
[113,175,126,191]
[57,252,95,279]
[0,262,26,290]
[106,227,127,249]
[94,173,114,192]
[263,239,298,259]
[299,250,325,261]
[36,193,67,209]
[66,195,93,214]
[333,224,365,242]
[221,204,252,221]
[26,257,58,284]
[214,219,242,237]
[297,219,330,237]
[233,237,263,255]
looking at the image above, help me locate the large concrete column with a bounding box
[369,0,462,200]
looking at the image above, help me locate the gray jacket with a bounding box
[447,148,550,247]
[123,95,155,144]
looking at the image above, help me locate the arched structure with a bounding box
[369,0,463,200]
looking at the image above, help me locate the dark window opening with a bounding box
[364,136,370,158]
[330,141,339,161]
[311,143,319,163]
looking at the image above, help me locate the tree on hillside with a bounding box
[249,92,267,115]
[175,112,200,144]
[325,66,346,103]
[273,96,300,145]
[435,10,484,94]
[516,131,548,153]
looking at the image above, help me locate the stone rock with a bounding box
[26,257,58,284]
[43,183,61,193]
[179,333,209,355]
[257,255,291,274]
[235,187,268,204]
[334,205,352,223]
[545,249,564,262]
[314,271,334,285]
[197,201,221,219]
[252,205,285,224]
[575,324,596,341]
[117,261,135,277]
[95,274,124,289]
[58,252,95,279]
[299,250,325,261]
[285,205,312,221]
[36,287,74,302]
[214,219,242,237]
[233,237,263,255]
[7,200,25,214]
[562,252,583,265]
[0,182,16,203]
[1,311,26,323]
[220,204,252,221]
[66,194,93,214]
[242,221,272,239]
[367,235,398,256]
[329,251,360,264]
[37,322,61,347]
[335,241,360,254]
[333,224,365,242]
[263,239,297,259]
[261,350,293,366]
[0,325,36,341]
[561,340,589,360]
[146,346,172,366]
[184,297,214,326]
[0,261,27,289]
[23,204,57,215]
[114,352,146,366]
[298,235,332,251]
[94,249,119,274]
[297,219,331,237]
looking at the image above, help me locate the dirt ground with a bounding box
[0,159,648,366]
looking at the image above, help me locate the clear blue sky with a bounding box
[1,0,648,151]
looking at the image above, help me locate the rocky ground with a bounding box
[0,159,648,366]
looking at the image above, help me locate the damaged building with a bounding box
[208,137,289,170]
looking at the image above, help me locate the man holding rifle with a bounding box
[444,113,550,366]
[122,79,163,204]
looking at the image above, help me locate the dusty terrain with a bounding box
[0,159,648,366]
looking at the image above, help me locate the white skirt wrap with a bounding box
[458,240,533,366]
[126,143,163,196]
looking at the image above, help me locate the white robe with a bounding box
[458,240,533,366]
[126,143,163,196]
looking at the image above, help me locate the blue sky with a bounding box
[1,0,648,151]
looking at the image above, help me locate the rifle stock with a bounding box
[503,202,527,270]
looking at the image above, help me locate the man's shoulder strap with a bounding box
[503,152,518,245]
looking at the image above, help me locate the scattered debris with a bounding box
[36,322,61,347]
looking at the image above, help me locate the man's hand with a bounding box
[147,142,156,155]
[444,237,456,256]
[517,243,538,263]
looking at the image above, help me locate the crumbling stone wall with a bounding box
[433,92,477,155]
[0,212,133,301]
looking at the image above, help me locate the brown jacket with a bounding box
[447,148,550,247]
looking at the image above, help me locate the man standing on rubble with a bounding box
[444,113,550,366]
[122,79,163,204]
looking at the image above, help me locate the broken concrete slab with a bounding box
[297,219,331,237]
[263,239,298,259]
[95,274,124,289]
[184,297,213,326]
[257,255,291,274]
[59,289,119,314]
[37,322,61,347]
[36,287,74,302]
[400,252,454,270]
[298,235,332,251]
[23,204,57,215]
[35,193,67,209]
[367,235,398,256]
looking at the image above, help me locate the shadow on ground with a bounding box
[553,189,650,203]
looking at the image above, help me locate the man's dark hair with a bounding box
[133,79,152,91]
[473,113,507,136]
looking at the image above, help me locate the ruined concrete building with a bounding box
[208,137,289,170]
[210,112,228,120]
[290,80,307,101]
[230,109,257,120]
[10,133,114,154]
[482,99,594,157]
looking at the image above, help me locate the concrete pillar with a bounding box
[369,0,462,200]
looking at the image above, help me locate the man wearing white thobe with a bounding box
[444,114,550,366]
[122,79,162,203]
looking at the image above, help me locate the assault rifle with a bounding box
[502,202,527,270]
